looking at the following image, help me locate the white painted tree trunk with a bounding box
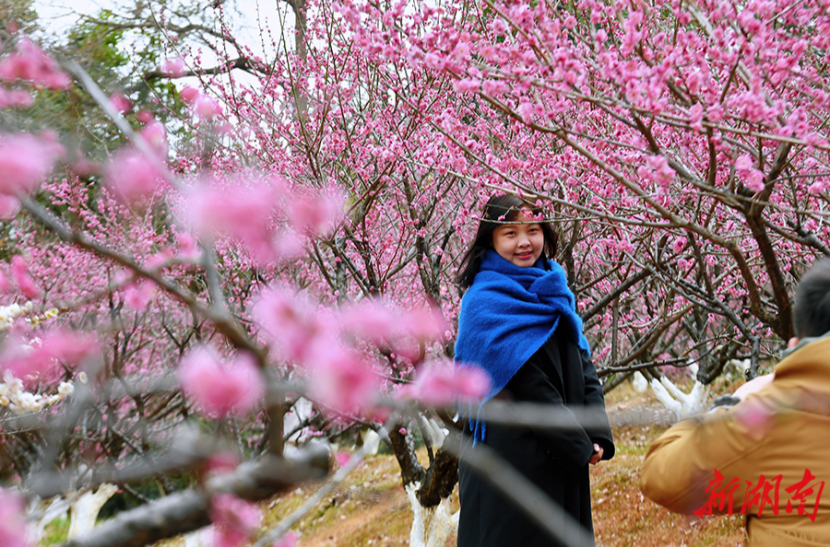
[405,482,459,547]
[26,495,72,545]
[648,376,710,420]
[183,527,211,547]
[632,371,648,393]
[67,484,119,539]
[359,428,381,456]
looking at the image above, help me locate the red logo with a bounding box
[694,468,824,522]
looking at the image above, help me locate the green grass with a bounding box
[41,516,69,546]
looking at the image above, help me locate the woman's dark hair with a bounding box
[456,194,558,289]
[792,258,830,339]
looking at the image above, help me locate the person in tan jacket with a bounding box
[640,259,830,546]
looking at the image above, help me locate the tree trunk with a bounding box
[406,482,459,547]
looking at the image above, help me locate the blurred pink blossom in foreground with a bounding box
[305,344,380,415]
[10,255,39,298]
[254,285,333,363]
[0,195,21,220]
[0,133,63,197]
[338,299,398,344]
[288,186,345,237]
[178,347,265,418]
[0,88,33,110]
[105,149,166,205]
[159,57,186,78]
[273,532,299,547]
[188,179,284,264]
[0,37,70,88]
[401,361,491,406]
[339,300,447,346]
[109,93,132,114]
[140,121,168,159]
[193,96,223,120]
[0,488,26,547]
[123,282,156,311]
[1,329,99,381]
[179,86,200,105]
[209,493,262,547]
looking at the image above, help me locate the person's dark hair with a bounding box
[792,258,830,339]
[456,194,558,289]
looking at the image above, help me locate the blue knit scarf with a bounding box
[455,249,590,443]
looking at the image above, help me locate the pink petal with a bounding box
[0,133,63,196]
[178,347,265,418]
[0,489,26,547]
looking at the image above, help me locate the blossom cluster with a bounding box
[0,301,34,331]
[0,370,74,415]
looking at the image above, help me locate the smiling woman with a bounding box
[453,194,615,547]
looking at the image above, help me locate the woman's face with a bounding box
[492,213,544,267]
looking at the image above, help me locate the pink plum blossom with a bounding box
[176,232,201,261]
[481,79,508,97]
[105,149,165,205]
[287,187,345,237]
[179,86,201,105]
[178,347,265,418]
[305,344,379,414]
[401,361,490,406]
[70,157,101,177]
[188,181,283,264]
[0,489,26,547]
[109,93,132,114]
[273,532,298,547]
[0,133,64,196]
[209,493,261,547]
[160,57,186,77]
[273,230,306,261]
[139,121,168,159]
[745,169,766,193]
[40,329,100,367]
[254,285,331,363]
[204,452,239,477]
[335,451,351,467]
[808,181,826,195]
[1,330,99,381]
[734,154,754,172]
[400,306,448,342]
[193,96,223,120]
[0,37,70,88]
[0,88,33,109]
[0,195,20,219]
[123,282,156,311]
[338,299,398,344]
[11,255,39,298]
[136,110,154,123]
[517,102,534,124]
[454,78,480,93]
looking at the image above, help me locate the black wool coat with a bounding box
[457,325,615,547]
